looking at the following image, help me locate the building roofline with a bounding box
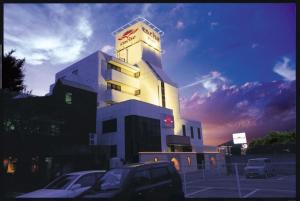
[111,16,164,36]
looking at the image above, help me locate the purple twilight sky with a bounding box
[4,3,296,146]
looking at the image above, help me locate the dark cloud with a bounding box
[180,80,296,146]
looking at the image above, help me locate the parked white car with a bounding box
[244,158,275,178]
[17,170,106,198]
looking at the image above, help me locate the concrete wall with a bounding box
[139,152,198,173]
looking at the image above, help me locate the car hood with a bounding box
[17,189,70,198]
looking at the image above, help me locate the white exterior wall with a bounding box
[97,100,174,159]
[55,52,99,93]
[179,119,203,153]
[164,83,182,135]
[137,60,161,106]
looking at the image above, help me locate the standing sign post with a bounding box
[232,132,247,155]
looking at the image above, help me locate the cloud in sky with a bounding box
[180,72,296,146]
[180,71,228,94]
[208,11,212,16]
[273,57,295,81]
[4,4,93,66]
[251,43,259,48]
[176,20,185,29]
[101,45,114,55]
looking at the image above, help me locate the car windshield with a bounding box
[98,168,130,191]
[45,175,79,189]
[247,160,265,166]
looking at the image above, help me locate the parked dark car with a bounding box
[80,161,185,201]
[244,158,275,178]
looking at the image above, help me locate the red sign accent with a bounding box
[118,28,138,41]
[164,116,174,127]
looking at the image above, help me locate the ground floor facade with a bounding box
[96,99,204,163]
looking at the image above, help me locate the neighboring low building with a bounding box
[1,79,106,193]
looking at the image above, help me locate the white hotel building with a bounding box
[50,17,224,172]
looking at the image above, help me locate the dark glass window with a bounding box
[150,167,170,182]
[107,63,121,72]
[107,83,121,91]
[182,125,186,136]
[197,128,201,139]
[125,115,161,163]
[102,119,117,133]
[110,145,117,157]
[161,82,165,107]
[190,126,194,139]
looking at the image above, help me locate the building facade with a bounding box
[52,17,205,171]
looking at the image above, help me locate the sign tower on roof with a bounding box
[112,17,164,68]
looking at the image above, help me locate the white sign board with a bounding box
[232,132,247,144]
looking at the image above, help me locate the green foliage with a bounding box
[3,50,26,92]
[248,130,296,151]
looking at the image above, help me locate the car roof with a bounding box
[124,161,171,169]
[66,170,106,176]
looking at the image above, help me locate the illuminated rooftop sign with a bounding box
[232,132,247,144]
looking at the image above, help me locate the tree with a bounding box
[3,50,26,92]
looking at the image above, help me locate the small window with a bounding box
[65,92,72,104]
[187,156,191,166]
[197,128,201,139]
[102,119,117,133]
[150,167,170,183]
[135,89,141,96]
[134,72,140,78]
[107,83,121,91]
[182,125,186,136]
[190,126,194,139]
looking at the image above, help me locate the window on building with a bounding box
[182,125,186,136]
[134,72,140,78]
[102,119,117,133]
[107,63,121,72]
[110,145,117,157]
[89,133,96,145]
[197,128,201,139]
[135,89,141,96]
[107,82,121,91]
[65,92,72,104]
[190,126,194,139]
[187,156,191,166]
[72,69,78,75]
[161,82,166,108]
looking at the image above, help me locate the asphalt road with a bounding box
[182,173,296,198]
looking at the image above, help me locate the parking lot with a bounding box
[183,173,296,198]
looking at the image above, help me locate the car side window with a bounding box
[75,173,97,188]
[150,167,170,183]
[132,170,151,187]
